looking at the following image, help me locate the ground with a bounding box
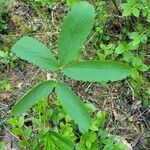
[0,0,149,150]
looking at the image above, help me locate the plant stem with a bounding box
[19,127,32,150]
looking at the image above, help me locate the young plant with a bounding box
[0,79,11,92]
[121,0,150,21]
[10,1,131,134]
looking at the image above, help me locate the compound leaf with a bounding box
[55,83,92,133]
[64,61,131,82]
[58,1,95,65]
[11,36,58,71]
[12,80,55,116]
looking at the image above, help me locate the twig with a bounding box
[3,125,20,141]
[85,83,92,92]
[85,32,96,46]
[111,0,121,14]
[0,102,8,107]
[51,3,59,26]
[126,81,135,101]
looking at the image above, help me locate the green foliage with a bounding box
[10,1,131,139]
[2,0,148,149]
[0,1,7,33]
[67,0,79,5]
[0,50,9,62]
[58,1,95,64]
[56,83,91,133]
[0,36,18,72]
[8,99,126,150]
[121,0,150,21]
[64,61,131,82]
[77,129,126,150]
[0,142,5,150]
[47,131,74,150]
[0,19,7,33]
[98,130,126,150]
[0,49,14,70]
[0,79,11,92]
[12,81,55,116]
[121,1,149,91]
[31,0,79,8]
[94,0,149,103]
[77,132,98,150]
[11,36,59,71]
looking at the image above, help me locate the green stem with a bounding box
[19,127,32,150]
[140,28,150,35]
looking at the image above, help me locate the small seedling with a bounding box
[0,79,11,92]
[10,1,131,134]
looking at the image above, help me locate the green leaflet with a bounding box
[64,61,131,82]
[58,1,95,65]
[11,36,58,71]
[49,131,74,150]
[55,83,92,133]
[12,80,55,116]
[44,133,55,150]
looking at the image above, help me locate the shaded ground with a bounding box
[0,0,149,149]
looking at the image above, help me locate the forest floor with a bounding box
[0,0,149,150]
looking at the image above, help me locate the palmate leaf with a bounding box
[58,1,95,65]
[64,61,131,82]
[55,83,92,133]
[12,81,55,116]
[11,36,58,71]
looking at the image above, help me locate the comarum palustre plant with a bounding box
[11,1,131,133]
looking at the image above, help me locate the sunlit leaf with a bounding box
[58,1,95,64]
[11,36,58,71]
[12,80,55,116]
[64,61,131,82]
[55,83,92,133]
